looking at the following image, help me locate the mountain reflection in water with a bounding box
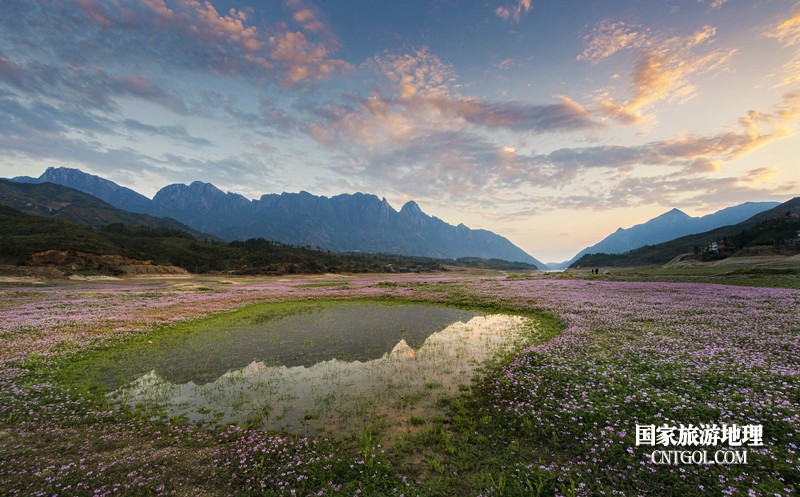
[118,303,483,384]
[112,312,532,437]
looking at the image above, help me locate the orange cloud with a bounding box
[70,0,350,85]
[745,166,778,183]
[375,47,457,99]
[633,91,800,164]
[285,0,339,47]
[767,10,800,46]
[304,86,799,207]
[496,0,532,22]
[766,8,800,88]
[269,30,352,84]
[585,24,736,124]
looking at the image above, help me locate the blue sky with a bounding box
[1,0,798,262]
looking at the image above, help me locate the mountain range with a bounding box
[12,167,544,268]
[548,202,780,269]
[570,197,800,268]
[9,167,789,270]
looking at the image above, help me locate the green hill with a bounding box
[571,197,800,268]
[0,179,211,238]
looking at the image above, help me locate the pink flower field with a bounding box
[0,274,798,496]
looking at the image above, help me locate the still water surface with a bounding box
[104,302,533,436]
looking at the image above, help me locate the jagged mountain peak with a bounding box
[189,180,219,189]
[42,165,81,177]
[400,200,423,215]
[7,167,544,267]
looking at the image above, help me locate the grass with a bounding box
[562,266,800,289]
[294,281,351,289]
[1,273,798,496]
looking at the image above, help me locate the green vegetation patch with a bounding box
[56,298,552,440]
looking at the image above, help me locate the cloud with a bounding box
[495,0,532,22]
[551,91,800,168]
[0,0,353,188]
[495,58,517,70]
[426,95,599,132]
[604,172,796,209]
[0,89,114,136]
[766,10,800,47]
[122,119,212,147]
[0,107,161,179]
[579,21,737,124]
[0,94,270,194]
[0,53,183,114]
[310,90,800,211]
[489,164,794,217]
[268,30,352,85]
[0,0,351,87]
[765,8,800,87]
[285,0,338,46]
[375,47,457,99]
[309,47,599,150]
[577,20,651,64]
[744,166,778,183]
[303,43,797,206]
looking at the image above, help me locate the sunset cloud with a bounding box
[378,48,596,131]
[583,23,736,124]
[600,173,796,209]
[306,46,600,170]
[319,90,800,209]
[286,0,338,43]
[766,8,800,88]
[559,91,800,169]
[577,20,651,64]
[425,95,598,132]
[302,43,799,207]
[496,0,532,22]
[375,47,457,99]
[269,30,352,84]
[766,10,800,47]
[2,0,350,87]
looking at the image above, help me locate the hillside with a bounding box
[571,197,800,268]
[13,167,152,213]
[552,202,780,268]
[0,179,208,237]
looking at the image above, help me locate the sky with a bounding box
[1,0,799,263]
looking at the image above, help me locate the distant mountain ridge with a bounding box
[0,179,206,237]
[12,167,544,267]
[550,202,781,269]
[570,197,800,267]
[13,167,152,214]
